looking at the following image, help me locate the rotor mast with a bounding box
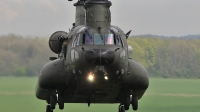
[85,0,112,29]
[72,0,112,29]
[74,1,86,26]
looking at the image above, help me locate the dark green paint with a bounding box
[36,0,149,112]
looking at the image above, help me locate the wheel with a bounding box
[132,97,138,111]
[124,95,130,110]
[50,95,57,109]
[58,95,64,110]
[59,103,64,110]
[46,105,51,112]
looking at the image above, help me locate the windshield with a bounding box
[94,34,104,45]
[75,33,122,46]
[84,34,93,44]
[105,34,114,45]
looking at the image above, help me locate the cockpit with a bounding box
[73,33,123,47]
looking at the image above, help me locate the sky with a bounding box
[0,0,200,37]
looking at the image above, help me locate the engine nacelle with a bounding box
[49,31,68,54]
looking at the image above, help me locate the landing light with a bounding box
[88,74,94,81]
[104,76,108,80]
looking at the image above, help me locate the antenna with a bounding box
[126,30,132,39]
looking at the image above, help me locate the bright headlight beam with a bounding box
[88,75,94,81]
[104,76,108,80]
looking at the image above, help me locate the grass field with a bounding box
[0,77,200,112]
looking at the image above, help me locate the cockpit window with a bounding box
[74,33,123,47]
[94,34,104,45]
[76,34,93,46]
[115,35,123,47]
[105,34,114,45]
[72,36,78,47]
[119,37,124,47]
[83,34,93,44]
[77,34,83,46]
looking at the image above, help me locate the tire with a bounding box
[132,97,138,111]
[124,95,130,110]
[59,103,64,110]
[58,96,64,110]
[46,105,51,112]
[50,95,57,109]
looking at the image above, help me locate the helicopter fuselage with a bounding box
[35,0,149,112]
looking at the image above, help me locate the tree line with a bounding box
[0,34,200,78]
[0,34,56,77]
[127,37,200,78]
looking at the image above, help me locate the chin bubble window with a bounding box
[71,50,75,61]
[74,51,79,60]
[71,50,79,62]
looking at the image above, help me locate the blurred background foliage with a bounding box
[0,34,200,78]
[0,34,55,77]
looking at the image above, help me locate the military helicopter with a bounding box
[35,0,149,112]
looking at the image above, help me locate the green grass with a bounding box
[0,77,200,112]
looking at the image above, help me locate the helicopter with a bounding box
[35,0,149,112]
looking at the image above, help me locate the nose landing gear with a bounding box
[131,96,138,111]
[124,95,130,110]
[46,105,53,112]
[119,95,138,112]
[50,95,57,110]
[46,95,57,112]
[46,94,65,112]
[58,95,64,110]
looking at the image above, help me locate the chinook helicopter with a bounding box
[35,0,149,112]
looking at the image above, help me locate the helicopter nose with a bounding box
[85,49,115,65]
